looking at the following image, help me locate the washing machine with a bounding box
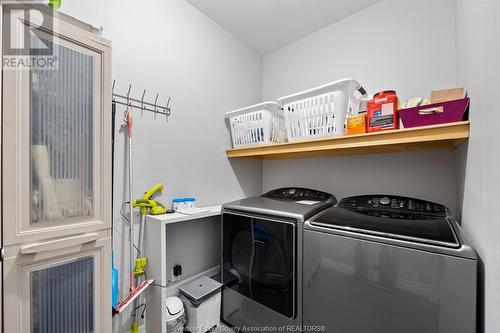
[303,195,477,333]
[221,188,336,332]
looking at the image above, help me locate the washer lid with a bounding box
[312,207,459,248]
[223,188,336,221]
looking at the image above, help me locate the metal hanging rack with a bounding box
[112,80,171,120]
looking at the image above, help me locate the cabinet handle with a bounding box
[21,233,100,254]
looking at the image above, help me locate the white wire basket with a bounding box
[225,102,285,148]
[277,78,366,141]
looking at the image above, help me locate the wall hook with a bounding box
[141,89,146,116]
[126,84,132,105]
[112,80,173,120]
[153,93,159,119]
[165,97,171,121]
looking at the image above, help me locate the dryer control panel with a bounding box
[339,195,447,217]
[263,187,335,203]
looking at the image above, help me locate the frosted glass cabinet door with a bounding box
[2,232,111,333]
[31,257,95,332]
[30,34,95,224]
[2,7,112,246]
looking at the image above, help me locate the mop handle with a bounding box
[127,106,133,138]
[127,105,135,291]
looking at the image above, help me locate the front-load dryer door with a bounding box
[222,212,296,319]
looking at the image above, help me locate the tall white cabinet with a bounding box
[1,4,112,332]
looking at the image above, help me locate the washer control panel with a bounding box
[339,195,447,216]
[263,187,335,203]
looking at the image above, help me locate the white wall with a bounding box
[262,0,459,213]
[263,0,456,101]
[455,0,500,332]
[60,1,262,331]
[263,151,458,212]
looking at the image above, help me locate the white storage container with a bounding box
[225,102,285,148]
[165,296,186,333]
[172,197,196,211]
[277,78,366,141]
[179,276,222,333]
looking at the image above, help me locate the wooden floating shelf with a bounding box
[226,121,469,160]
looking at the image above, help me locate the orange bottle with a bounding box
[346,114,366,135]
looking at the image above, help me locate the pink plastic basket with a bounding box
[399,98,469,128]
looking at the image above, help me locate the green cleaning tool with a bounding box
[130,321,139,333]
[49,0,61,9]
[134,257,148,277]
[132,183,172,215]
[132,198,169,215]
[132,184,172,278]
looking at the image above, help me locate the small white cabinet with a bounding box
[143,206,222,332]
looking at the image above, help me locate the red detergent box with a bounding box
[367,90,399,132]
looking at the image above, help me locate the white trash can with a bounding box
[179,276,222,333]
[165,296,186,333]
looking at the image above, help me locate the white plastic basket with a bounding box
[225,102,285,148]
[277,78,366,141]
